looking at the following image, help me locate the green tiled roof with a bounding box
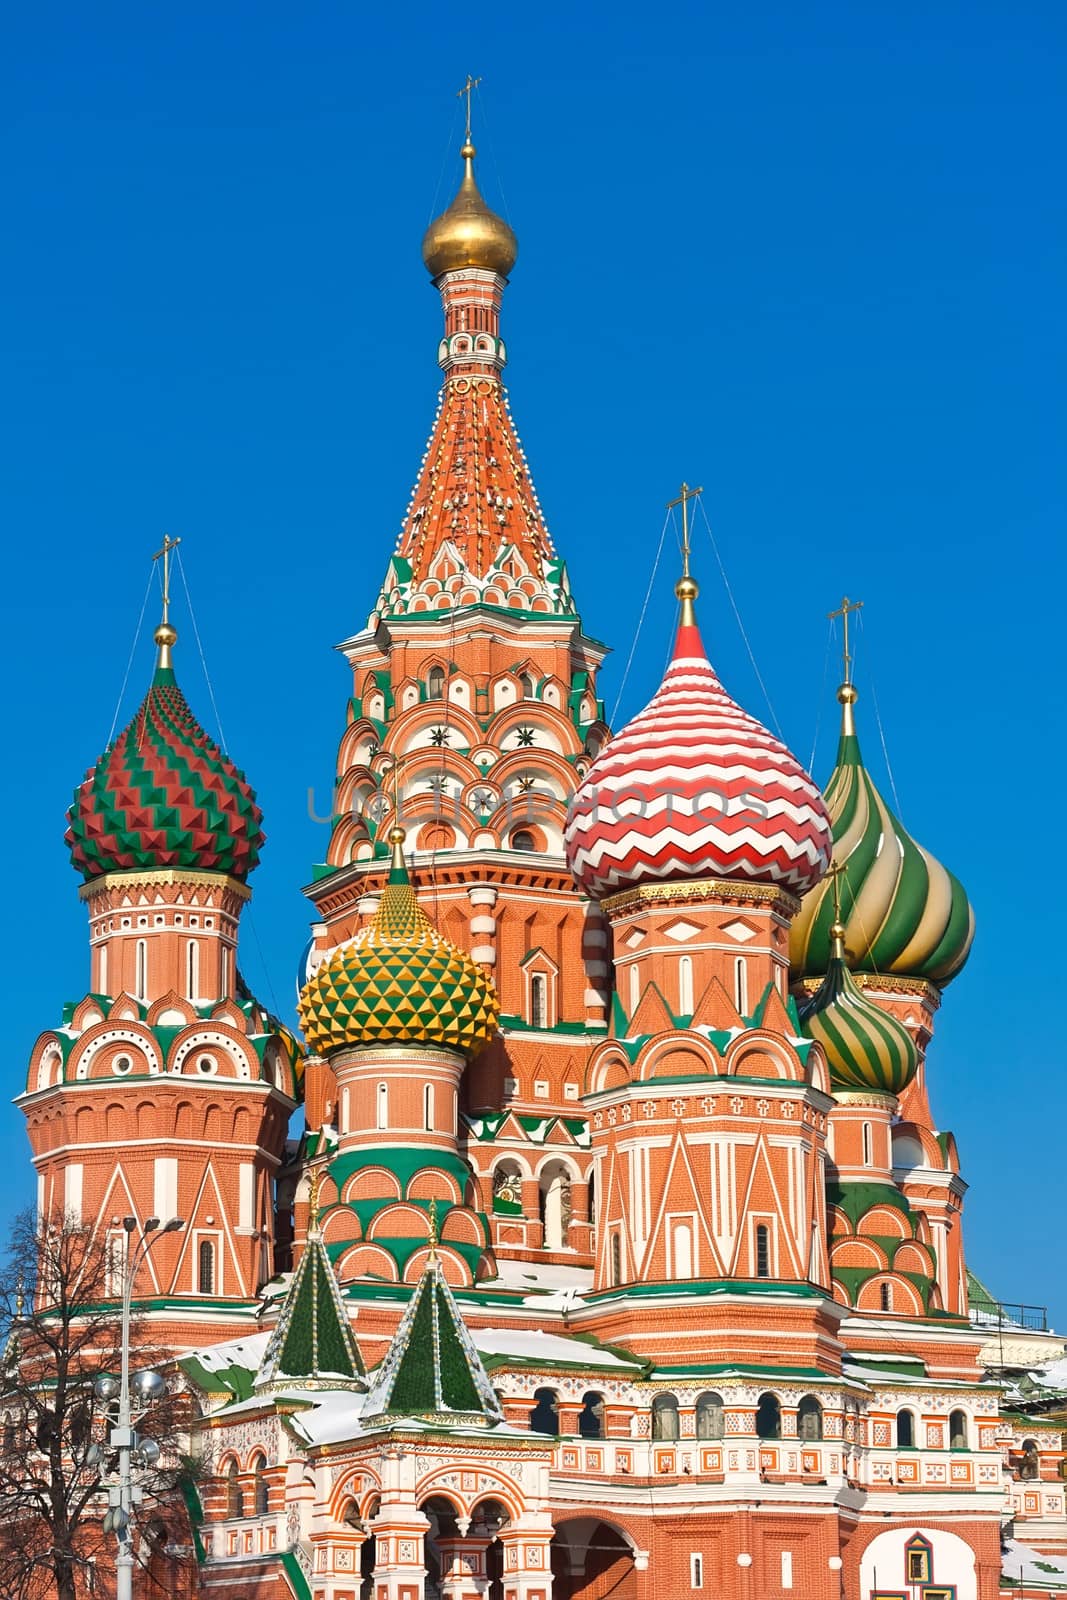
[256,1228,364,1391]
[362,1249,503,1428]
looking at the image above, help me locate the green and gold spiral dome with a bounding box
[799,918,919,1096]
[297,830,499,1058]
[789,685,974,986]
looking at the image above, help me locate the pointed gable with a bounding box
[362,1244,503,1428]
[256,1228,364,1392]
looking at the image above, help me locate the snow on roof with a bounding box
[473,1327,638,1369]
[490,1259,594,1293]
[1035,1355,1067,1389]
[1002,1538,1067,1591]
[182,1332,269,1374]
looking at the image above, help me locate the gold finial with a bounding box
[456,74,482,149]
[152,534,182,669]
[826,861,847,961]
[308,1166,323,1233]
[14,1275,24,1319]
[828,595,863,735]
[668,482,703,624]
[427,1197,440,1265]
[423,79,517,278]
[382,756,408,867]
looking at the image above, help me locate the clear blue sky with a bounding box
[3,2,1064,1325]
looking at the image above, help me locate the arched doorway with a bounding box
[539,1160,573,1251]
[552,1517,637,1600]
[470,1497,511,1600]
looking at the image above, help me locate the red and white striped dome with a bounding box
[565,598,833,901]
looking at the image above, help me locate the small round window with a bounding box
[196,1055,217,1076]
[113,1054,133,1076]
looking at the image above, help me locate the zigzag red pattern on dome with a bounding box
[565,619,832,899]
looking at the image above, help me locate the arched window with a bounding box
[376,1082,388,1130]
[492,1162,522,1211]
[671,1219,694,1279]
[225,1459,243,1519]
[98,944,108,993]
[696,1392,724,1439]
[519,673,535,698]
[530,974,547,1028]
[610,1232,622,1286]
[756,1393,781,1439]
[252,1454,269,1515]
[949,1409,968,1450]
[578,1392,603,1439]
[755,1224,771,1279]
[897,1408,915,1448]
[880,1281,892,1311]
[135,939,148,1001]
[340,1087,350,1134]
[198,1240,215,1296]
[1020,1439,1040,1480]
[511,829,535,851]
[734,956,748,1015]
[678,955,694,1015]
[529,1387,559,1435]
[428,666,445,700]
[652,1393,680,1440]
[862,1121,873,1166]
[423,1083,434,1132]
[539,1162,571,1251]
[797,1396,823,1440]
[629,962,640,1015]
[187,939,199,999]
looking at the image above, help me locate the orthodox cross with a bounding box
[667,482,704,578]
[825,859,846,922]
[308,1166,322,1232]
[827,594,863,686]
[456,75,482,142]
[152,533,182,627]
[427,1197,440,1264]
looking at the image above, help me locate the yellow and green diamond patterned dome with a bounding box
[298,832,499,1058]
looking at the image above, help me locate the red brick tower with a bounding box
[20,553,300,1346]
[300,135,611,1278]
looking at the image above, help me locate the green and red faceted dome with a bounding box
[66,662,264,883]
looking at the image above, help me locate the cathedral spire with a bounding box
[373,109,571,621]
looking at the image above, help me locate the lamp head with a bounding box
[133,1370,166,1404]
[134,1437,162,1468]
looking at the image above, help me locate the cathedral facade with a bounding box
[20,123,1067,1600]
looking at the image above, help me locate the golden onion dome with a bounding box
[422,141,518,279]
[297,829,499,1059]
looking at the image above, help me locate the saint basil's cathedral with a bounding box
[20,114,1067,1600]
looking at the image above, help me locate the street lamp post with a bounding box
[94,1215,183,1600]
